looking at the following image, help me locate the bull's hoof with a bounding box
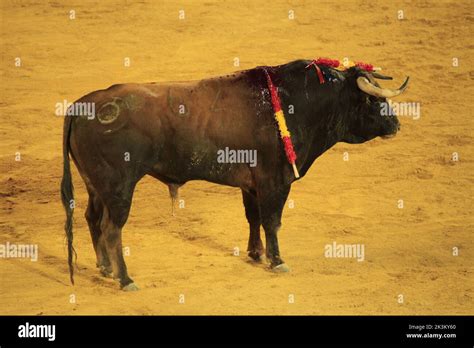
[271,263,290,273]
[99,265,113,278]
[121,282,139,291]
[248,251,264,262]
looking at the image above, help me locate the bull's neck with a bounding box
[273,61,348,178]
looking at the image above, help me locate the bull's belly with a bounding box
[148,142,255,189]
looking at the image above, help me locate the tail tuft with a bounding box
[168,184,180,216]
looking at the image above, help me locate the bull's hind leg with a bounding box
[258,184,291,272]
[241,190,264,262]
[85,191,112,278]
[99,185,138,291]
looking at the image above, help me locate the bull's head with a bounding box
[341,67,409,143]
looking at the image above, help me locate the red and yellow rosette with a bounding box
[306,58,377,83]
[264,69,300,178]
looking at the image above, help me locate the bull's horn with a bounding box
[372,72,393,80]
[357,76,409,98]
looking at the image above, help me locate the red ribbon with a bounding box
[355,61,374,72]
[263,69,282,112]
[282,136,297,164]
[305,58,340,84]
[309,58,341,68]
[315,64,325,84]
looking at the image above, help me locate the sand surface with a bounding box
[0,0,473,314]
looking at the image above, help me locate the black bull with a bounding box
[61,59,409,290]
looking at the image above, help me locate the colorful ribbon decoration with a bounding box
[263,69,300,179]
[306,58,376,84]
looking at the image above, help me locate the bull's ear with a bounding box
[345,67,368,87]
[345,66,361,77]
[345,68,370,98]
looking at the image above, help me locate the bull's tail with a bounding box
[60,115,76,284]
[168,184,180,216]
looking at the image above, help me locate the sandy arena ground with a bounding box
[0,0,473,315]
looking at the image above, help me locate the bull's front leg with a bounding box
[258,183,291,272]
